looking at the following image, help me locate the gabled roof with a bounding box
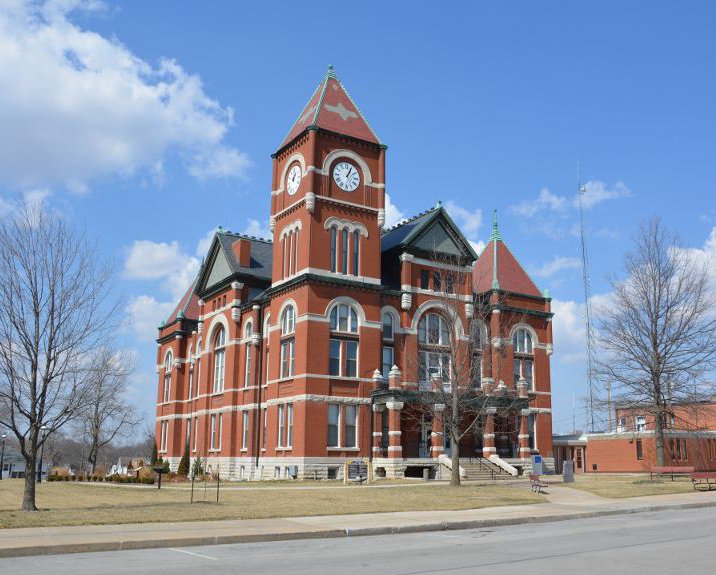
[381,203,478,261]
[165,276,201,324]
[473,211,542,298]
[279,66,382,150]
[196,229,273,294]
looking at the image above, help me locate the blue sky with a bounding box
[1,1,715,432]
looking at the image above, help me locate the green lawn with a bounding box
[564,474,695,498]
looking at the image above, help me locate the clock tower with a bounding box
[268,65,386,284]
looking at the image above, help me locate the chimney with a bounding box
[232,238,252,268]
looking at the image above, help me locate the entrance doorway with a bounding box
[419,414,432,458]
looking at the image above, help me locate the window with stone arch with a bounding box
[328,302,360,378]
[280,305,296,378]
[162,350,173,403]
[381,311,395,381]
[512,327,534,389]
[244,321,253,388]
[470,320,486,388]
[417,312,451,388]
[212,325,226,393]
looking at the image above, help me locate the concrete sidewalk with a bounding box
[1,482,715,558]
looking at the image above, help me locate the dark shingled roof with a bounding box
[380,206,441,252]
[215,230,273,280]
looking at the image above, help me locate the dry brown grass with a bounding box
[564,474,695,498]
[0,479,542,529]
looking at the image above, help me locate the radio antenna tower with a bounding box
[578,172,598,433]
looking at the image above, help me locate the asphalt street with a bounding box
[3,506,715,574]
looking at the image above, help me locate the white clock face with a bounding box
[332,161,360,192]
[286,164,302,196]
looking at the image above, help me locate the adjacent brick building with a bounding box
[155,67,555,479]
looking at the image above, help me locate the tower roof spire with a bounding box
[278,66,382,151]
[489,209,502,242]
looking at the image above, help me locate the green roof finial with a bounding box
[435,200,442,209]
[326,64,337,78]
[489,209,502,242]
[491,209,501,290]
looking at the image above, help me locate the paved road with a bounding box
[4,506,715,574]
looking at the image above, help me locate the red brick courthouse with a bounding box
[155,67,555,479]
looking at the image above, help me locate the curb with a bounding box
[2,500,716,558]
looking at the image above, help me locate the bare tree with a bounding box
[407,257,528,486]
[596,218,716,465]
[77,348,139,474]
[0,202,119,510]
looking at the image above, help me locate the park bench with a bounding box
[530,474,548,494]
[649,466,694,481]
[691,472,716,491]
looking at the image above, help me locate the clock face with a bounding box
[286,164,302,196]
[332,161,360,192]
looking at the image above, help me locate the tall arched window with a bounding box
[329,303,359,377]
[382,312,394,380]
[341,228,349,273]
[330,226,337,272]
[470,320,484,388]
[212,326,226,393]
[418,313,451,389]
[244,322,253,388]
[280,305,296,378]
[163,351,173,403]
[187,347,194,400]
[352,230,360,275]
[513,327,534,389]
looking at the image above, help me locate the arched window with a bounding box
[418,313,451,389]
[341,228,349,273]
[329,303,360,378]
[330,226,337,272]
[512,328,534,389]
[244,321,253,388]
[163,351,172,403]
[382,312,395,381]
[352,229,359,275]
[470,320,484,388]
[329,303,358,333]
[280,305,296,378]
[187,347,194,400]
[212,326,226,393]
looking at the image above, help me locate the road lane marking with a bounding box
[168,548,217,561]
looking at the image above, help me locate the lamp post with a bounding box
[0,433,7,481]
[37,425,48,483]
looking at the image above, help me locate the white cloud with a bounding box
[384,193,405,228]
[575,180,631,209]
[0,0,249,192]
[242,218,271,239]
[673,226,716,292]
[125,295,175,342]
[551,293,613,366]
[470,240,486,255]
[445,201,483,238]
[195,227,218,256]
[123,240,199,301]
[510,188,568,218]
[532,256,581,279]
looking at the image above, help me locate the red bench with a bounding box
[650,466,694,481]
[692,472,716,491]
[530,474,548,494]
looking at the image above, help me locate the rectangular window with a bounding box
[186,418,192,446]
[523,359,533,389]
[352,230,359,275]
[218,414,223,451]
[287,403,294,448]
[278,404,285,447]
[188,369,193,400]
[345,405,357,448]
[617,417,627,433]
[329,339,341,376]
[341,228,348,273]
[327,404,340,447]
[382,346,394,380]
[280,339,295,378]
[445,273,454,293]
[513,358,521,385]
[193,416,198,452]
[210,414,217,450]
[635,416,646,432]
[242,411,249,450]
[420,270,430,289]
[262,408,267,450]
[213,349,225,393]
[244,345,252,387]
[636,439,643,460]
[345,340,358,378]
[472,353,482,387]
[163,373,171,403]
[432,270,442,291]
